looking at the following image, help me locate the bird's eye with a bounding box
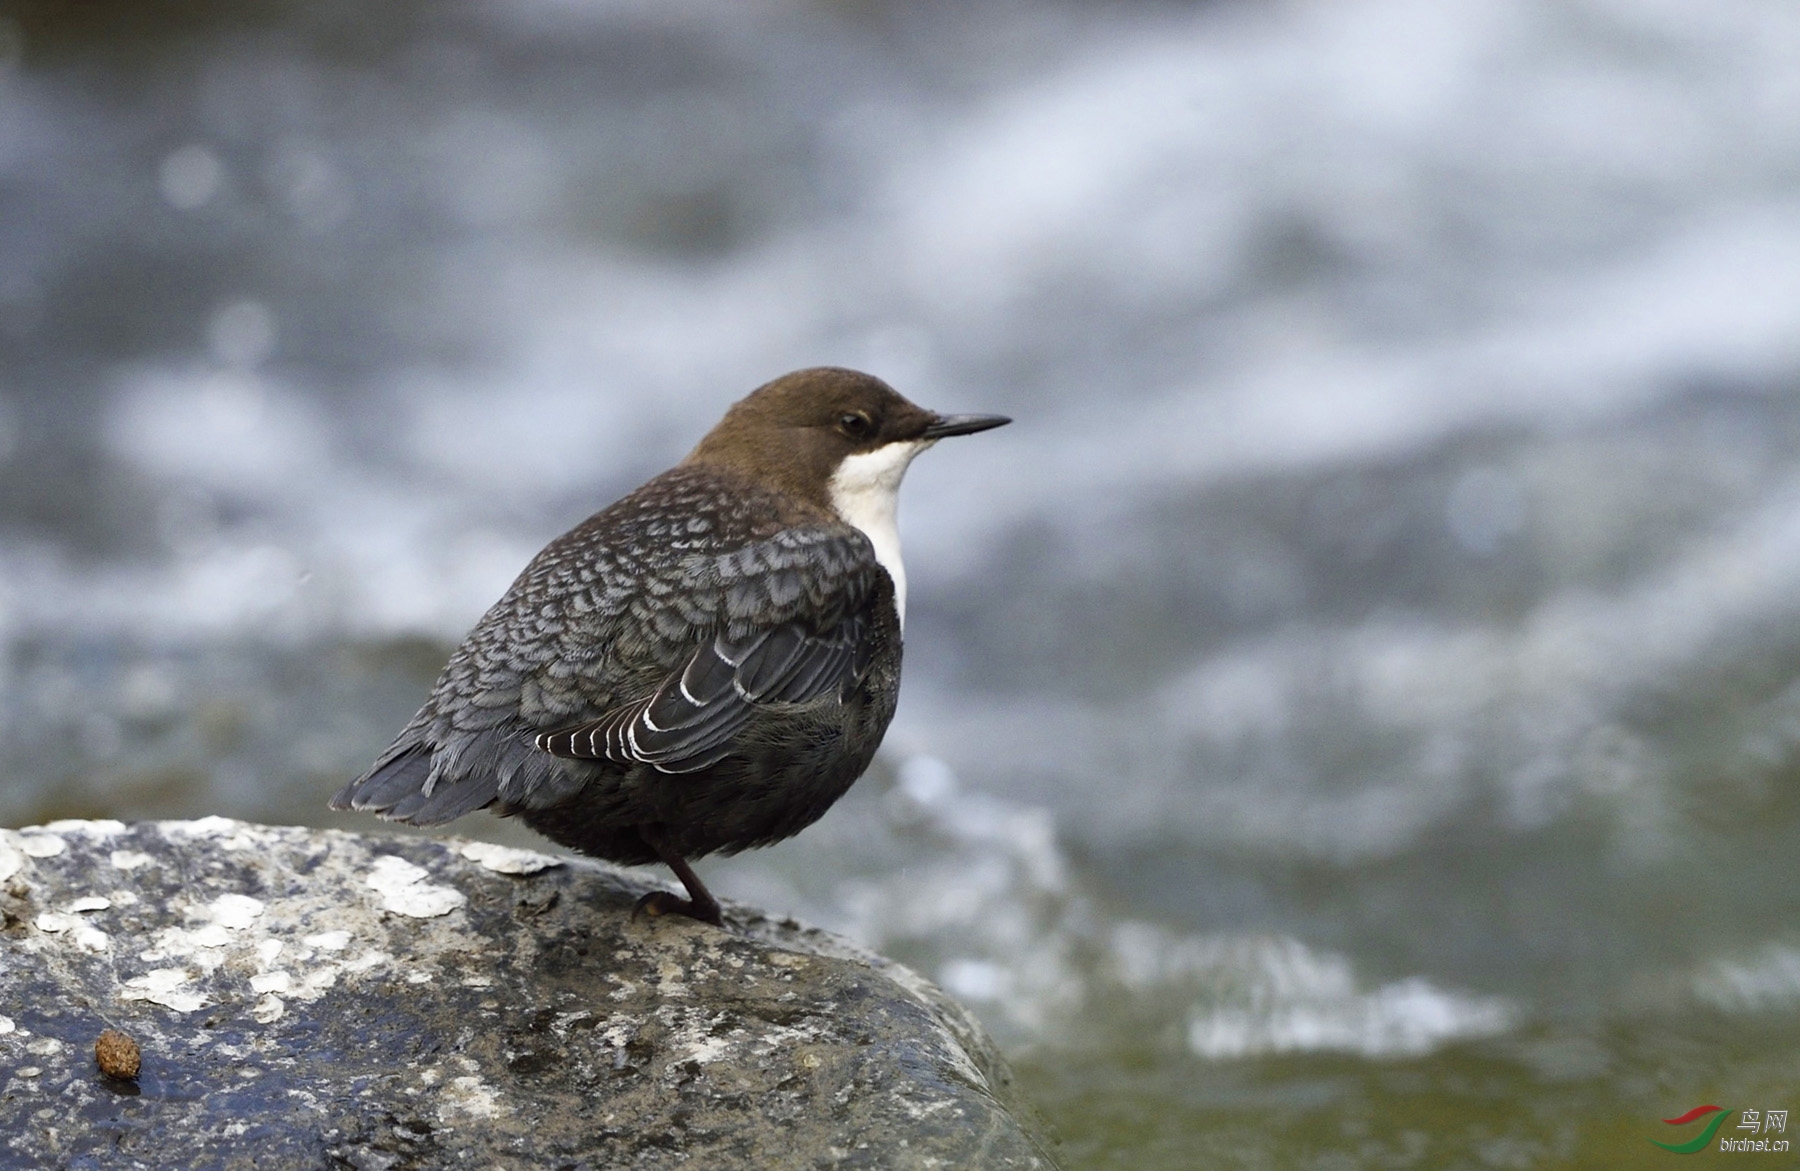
[838,412,874,439]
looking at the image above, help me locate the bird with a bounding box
[332,367,1009,925]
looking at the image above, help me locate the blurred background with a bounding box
[5,0,1800,1166]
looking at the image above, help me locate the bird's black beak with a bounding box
[922,412,1011,439]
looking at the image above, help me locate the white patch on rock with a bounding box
[343,950,390,974]
[207,893,265,930]
[683,1037,732,1065]
[253,994,286,1024]
[25,1037,62,1057]
[19,834,66,858]
[304,930,351,951]
[122,968,208,1013]
[458,840,563,875]
[163,816,241,838]
[66,896,112,913]
[0,1016,14,1035]
[902,1098,957,1122]
[300,968,340,996]
[367,855,467,918]
[110,850,156,870]
[443,1074,503,1119]
[251,971,293,995]
[36,911,109,952]
[42,819,125,837]
[0,838,26,882]
[160,817,277,852]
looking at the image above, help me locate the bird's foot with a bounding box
[631,889,723,927]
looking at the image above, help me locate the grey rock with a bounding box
[0,819,1057,1170]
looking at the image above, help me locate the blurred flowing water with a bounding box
[5,0,1800,1165]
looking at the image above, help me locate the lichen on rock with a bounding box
[0,818,1056,1169]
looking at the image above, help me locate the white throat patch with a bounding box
[827,439,934,629]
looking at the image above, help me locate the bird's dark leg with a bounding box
[632,827,723,926]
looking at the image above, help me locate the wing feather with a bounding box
[534,608,872,774]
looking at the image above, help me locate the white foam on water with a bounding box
[1153,932,1515,1060]
[721,755,1515,1057]
[1694,943,1800,1012]
[0,0,1794,652]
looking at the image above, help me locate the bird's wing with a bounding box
[525,528,878,769]
[533,606,872,773]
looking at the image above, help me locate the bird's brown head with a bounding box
[683,367,1009,511]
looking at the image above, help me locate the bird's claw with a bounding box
[632,889,723,927]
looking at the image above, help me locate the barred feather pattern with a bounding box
[333,463,899,862]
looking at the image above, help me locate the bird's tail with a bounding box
[330,743,500,826]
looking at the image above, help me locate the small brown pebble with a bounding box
[95,1028,140,1080]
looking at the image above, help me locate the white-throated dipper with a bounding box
[332,367,1009,925]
